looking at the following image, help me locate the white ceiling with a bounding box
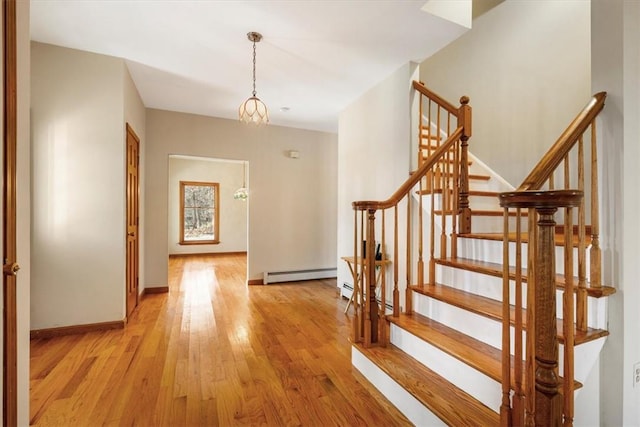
[30,1,471,133]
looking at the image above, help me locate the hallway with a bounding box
[29,254,410,426]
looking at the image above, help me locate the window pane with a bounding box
[184,208,215,241]
[184,185,213,208]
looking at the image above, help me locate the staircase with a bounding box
[347,82,613,426]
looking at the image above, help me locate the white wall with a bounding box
[419,0,591,187]
[337,63,415,303]
[145,110,337,286]
[168,157,247,255]
[17,1,31,423]
[592,1,640,425]
[31,42,129,329]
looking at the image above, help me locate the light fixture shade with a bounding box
[239,96,269,125]
[233,187,248,200]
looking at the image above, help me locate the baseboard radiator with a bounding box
[263,267,337,284]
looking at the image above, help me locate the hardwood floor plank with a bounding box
[30,253,410,426]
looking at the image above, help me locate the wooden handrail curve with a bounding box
[517,92,606,191]
[499,190,583,209]
[352,126,463,211]
[412,80,459,115]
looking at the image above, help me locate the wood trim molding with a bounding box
[169,251,247,258]
[247,278,264,286]
[30,320,125,340]
[143,286,169,296]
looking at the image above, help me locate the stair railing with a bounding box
[498,92,607,426]
[350,82,471,346]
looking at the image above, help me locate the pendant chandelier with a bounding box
[234,161,248,200]
[238,32,269,125]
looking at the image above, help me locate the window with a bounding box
[180,181,219,245]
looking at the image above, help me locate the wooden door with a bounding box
[125,124,140,319]
[2,0,18,425]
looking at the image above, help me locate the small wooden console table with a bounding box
[341,256,391,314]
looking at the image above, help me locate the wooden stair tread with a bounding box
[435,256,616,298]
[410,282,609,345]
[434,209,526,217]
[418,189,500,197]
[353,342,499,426]
[461,232,591,248]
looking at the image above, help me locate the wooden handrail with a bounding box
[412,80,459,115]
[517,92,606,191]
[353,127,463,211]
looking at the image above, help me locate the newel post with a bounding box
[458,96,472,233]
[533,206,563,426]
[499,190,582,427]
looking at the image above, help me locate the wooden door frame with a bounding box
[125,123,140,320]
[2,0,18,425]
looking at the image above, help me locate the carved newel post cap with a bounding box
[460,96,470,105]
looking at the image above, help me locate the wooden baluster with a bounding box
[380,210,387,346]
[393,205,399,317]
[429,161,436,285]
[563,207,575,427]
[440,108,447,260]
[563,158,575,426]
[577,137,587,331]
[406,195,413,314]
[364,209,378,346]
[359,211,366,343]
[458,96,472,233]
[513,208,525,426]
[451,139,459,259]
[590,120,602,288]
[352,210,361,343]
[534,206,562,427]
[501,207,512,427]
[419,171,425,287]
[418,93,424,170]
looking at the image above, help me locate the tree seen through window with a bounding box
[180,181,219,244]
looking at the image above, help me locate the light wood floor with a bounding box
[30,254,411,426]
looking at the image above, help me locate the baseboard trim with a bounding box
[143,286,169,296]
[247,278,264,286]
[30,320,125,340]
[169,251,247,258]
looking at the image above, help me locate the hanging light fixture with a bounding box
[239,32,269,125]
[234,161,248,200]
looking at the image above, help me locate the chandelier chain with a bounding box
[252,40,257,97]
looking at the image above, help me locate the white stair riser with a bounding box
[390,323,502,412]
[352,347,446,427]
[457,237,592,282]
[434,265,608,330]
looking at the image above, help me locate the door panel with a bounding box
[126,124,140,319]
[3,0,18,425]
